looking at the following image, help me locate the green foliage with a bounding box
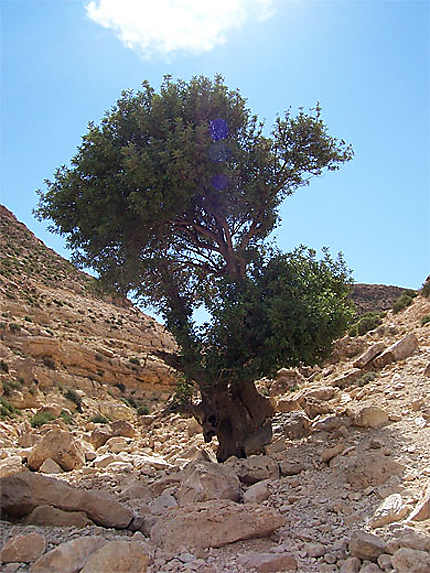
[2,379,22,396]
[348,311,384,337]
[128,357,140,366]
[90,414,109,424]
[30,411,56,427]
[421,315,430,326]
[60,410,74,424]
[392,293,414,314]
[169,376,197,412]
[356,371,378,386]
[35,75,354,399]
[0,359,9,373]
[200,247,354,383]
[137,405,150,415]
[115,382,126,393]
[0,396,19,419]
[64,389,83,412]
[421,277,430,298]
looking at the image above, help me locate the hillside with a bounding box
[0,205,177,413]
[0,205,429,573]
[351,284,412,315]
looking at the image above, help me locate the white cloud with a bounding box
[85,0,275,58]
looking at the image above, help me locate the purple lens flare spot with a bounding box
[209,118,229,141]
[211,173,229,190]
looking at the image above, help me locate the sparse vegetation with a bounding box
[392,292,416,314]
[0,396,19,419]
[2,379,22,396]
[90,414,109,424]
[137,405,150,415]
[421,315,430,326]
[356,371,378,386]
[348,312,384,337]
[30,410,56,428]
[42,356,56,369]
[64,388,83,412]
[128,357,140,366]
[115,382,126,393]
[421,277,430,298]
[0,359,9,373]
[60,410,74,424]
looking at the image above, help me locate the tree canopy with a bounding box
[36,74,355,460]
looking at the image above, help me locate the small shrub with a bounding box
[393,293,413,314]
[2,379,21,396]
[9,323,20,333]
[168,376,196,412]
[348,312,384,337]
[30,411,56,427]
[128,357,140,366]
[0,396,19,419]
[356,371,378,386]
[24,316,33,322]
[90,414,109,424]
[421,315,430,326]
[42,356,56,369]
[421,277,430,298]
[64,389,83,412]
[0,359,9,373]
[115,382,126,393]
[137,405,150,415]
[60,410,73,424]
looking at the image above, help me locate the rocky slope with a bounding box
[0,206,429,573]
[351,284,412,316]
[0,205,177,415]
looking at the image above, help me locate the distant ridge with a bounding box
[351,283,411,315]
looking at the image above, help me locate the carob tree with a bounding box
[35,74,354,461]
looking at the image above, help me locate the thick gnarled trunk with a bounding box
[194,380,274,462]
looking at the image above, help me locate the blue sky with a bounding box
[2,0,429,291]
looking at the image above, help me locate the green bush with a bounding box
[137,405,150,415]
[30,411,56,427]
[64,389,83,412]
[356,371,378,386]
[60,410,74,424]
[0,360,9,373]
[128,357,140,366]
[392,293,414,314]
[2,379,22,396]
[421,315,430,326]
[348,312,384,337]
[115,382,126,393]
[90,414,109,424]
[0,396,19,419]
[421,278,430,298]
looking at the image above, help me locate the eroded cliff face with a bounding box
[0,204,178,410]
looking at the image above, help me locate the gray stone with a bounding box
[391,547,430,573]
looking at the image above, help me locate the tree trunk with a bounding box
[194,380,274,462]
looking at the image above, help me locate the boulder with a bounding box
[339,557,361,573]
[409,482,430,522]
[0,471,133,528]
[150,500,284,552]
[28,429,85,471]
[353,343,386,369]
[231,455,279,485]
[88,428,112,449]
[332,453,403,490]
[24,505,94,527]
[30,536,106,573]
[281,411,311,439]
[354,406,389,429]
[148,493,177,515]
[369,494,409,528]
[349,530,387,560]
[373,334,419,369]
[332,369,363,389]
[238,551,297,572]
[99,401,134,421]
[391,547,430,573]
[0,455,24,478]
[177,461,240,505]
[270,369,305,395]
[80,540,149,573]
[243,480,271,504]
[111,420,137,438]
[39,458,63,474]
[1,532,46,563]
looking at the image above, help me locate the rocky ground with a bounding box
[1,206,429,572]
